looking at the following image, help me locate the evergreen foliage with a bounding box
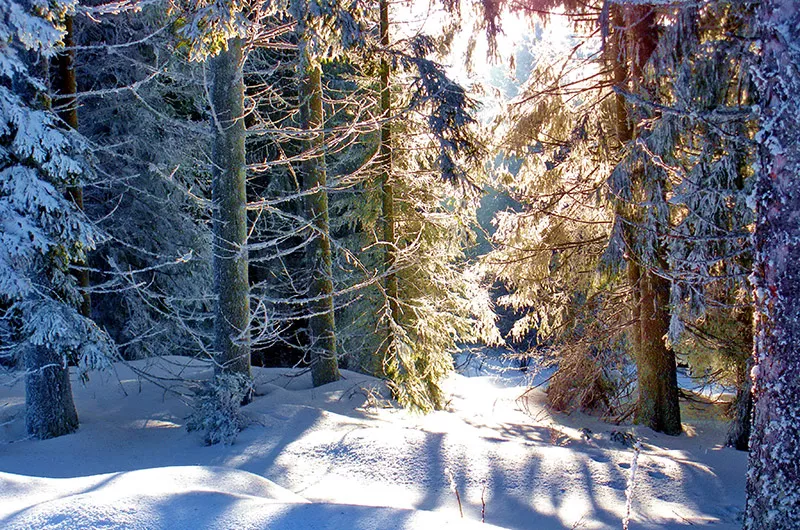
[75,6,215,361]
[480,2,757,436]
[0,0,114,438]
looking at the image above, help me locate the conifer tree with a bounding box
[609,3,681,435]
[296,16,340,387]
[178,1,253,380]
[482,1,752,437]
[655,4,755,448]
[209,37,251,379]
[52,12,90,318]
[75,6,215,361]
[0,0,114,438]
[369,28,500,410]
[379,0,400,366]
[480,1,678,421]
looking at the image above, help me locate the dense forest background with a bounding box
[1,0,798,527]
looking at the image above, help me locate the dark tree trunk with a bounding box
[53,15,91,318]
[725,355,752,451]
[380,0,400,365]
[300,55,340,387]
[25,344,79,439]
[636,269,681,434]
[210,38,251,381]
[744,1,800,526]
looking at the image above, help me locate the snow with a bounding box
[0,355,747,529]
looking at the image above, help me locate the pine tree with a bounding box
[744,0,800,526]
[1,0,113,439]
[296,19,340,387]
[178,1,253,381]
[209,37,251,380]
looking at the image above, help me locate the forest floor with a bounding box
[0,354,746,529]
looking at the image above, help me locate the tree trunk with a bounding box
[53,14,91,318]
[210,38,251,381]
[25,343,79,439]
[611,4,681,434]
[725,355,752,451]
[744,1,800,526]
[380,0,400,365]
[300,56,340,387]
[611,8,642,368]
[54,16,87,314]
[636,269,681,434]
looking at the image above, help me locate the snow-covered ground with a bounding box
[0,355,747,529]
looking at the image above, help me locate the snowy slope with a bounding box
[0,356,746,529]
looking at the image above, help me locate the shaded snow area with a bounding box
[0,356,746,529]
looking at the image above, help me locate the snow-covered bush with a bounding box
[187,372,251,445]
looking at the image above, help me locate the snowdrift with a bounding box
[0,356,747,529]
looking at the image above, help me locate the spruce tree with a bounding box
[610,4,681,435]
[298,49,340,387]
[75,6,215,361]
[379,0,400,365]
[209,37,252,380]
[1,0,113,439]
[52,13,91,318]
[178,1,253,380]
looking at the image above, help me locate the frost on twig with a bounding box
[445,467,464,518]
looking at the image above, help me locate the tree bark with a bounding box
[744,1,800,526]
[53,15,90,318]
[380,0,400,365]
[25,343,79,439]
[210,38,251,381]
[636,268,681,434]
[300,55,340,387]
[611,6,642,370]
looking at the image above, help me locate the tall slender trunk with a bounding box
[611,7,642,363]
[210,38,251,381]
[53,15,90,318]
[300,54,340,387]
[380,0,400,364]
[744,1,800,526]
[612,4,681,434]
